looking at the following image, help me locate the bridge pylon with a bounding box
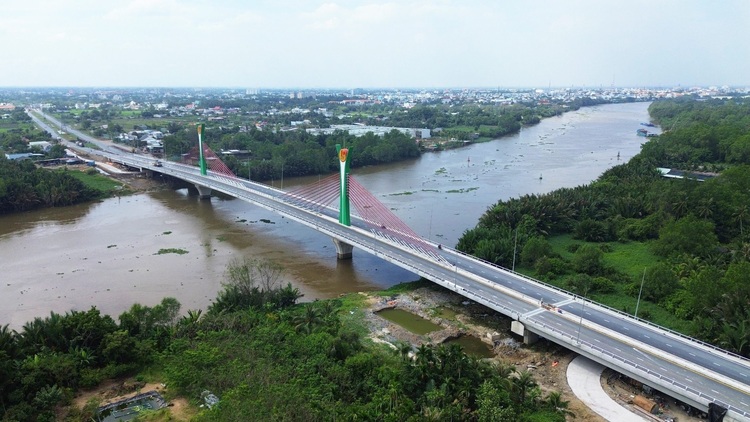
[336,144,351,226]
[334,144,353,259]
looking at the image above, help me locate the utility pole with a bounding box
[635,267,647,318]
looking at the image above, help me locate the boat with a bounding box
[640,122,656,127]
[637,128,648,137]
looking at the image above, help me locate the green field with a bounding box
[548,234,660,280]
[62,169,130,195]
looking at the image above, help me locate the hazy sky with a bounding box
[2,0,749,88]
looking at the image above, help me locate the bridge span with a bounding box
[103,152,750,421]
[25,109,750,420]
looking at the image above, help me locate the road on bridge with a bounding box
[30,110,750,421]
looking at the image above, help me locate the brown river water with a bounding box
[0,102,655,328]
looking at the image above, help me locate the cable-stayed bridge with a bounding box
[28,111,750,421]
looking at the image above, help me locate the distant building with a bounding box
[5,153,35,161]
[28,141,53,152]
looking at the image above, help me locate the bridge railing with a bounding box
[445,246,750,366]
[534,319,750,419]
[112,154,750,368]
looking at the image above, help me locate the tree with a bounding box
[520,237,554,267]
[653,214,719,258]
[642,263,678,303]
[571,244,605,276]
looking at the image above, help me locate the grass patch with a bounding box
[337,293,371,337]
[155,248,188,255]
[547,234,660,280]
[63,169,130,196]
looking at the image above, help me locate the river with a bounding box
[0,102,655,329]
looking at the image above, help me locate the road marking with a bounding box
[712,389,720,395]
[643,335,650,339]
[689,352,696,357]
[594,338,601,342]
[666,343,673,348]
[713,362,721,367]
[622,327,629,331]
[614,347,622,352]
[741,373,748,377]
[741,401,748,407]
[585,311,591,315]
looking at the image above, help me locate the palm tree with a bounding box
[0,324,17,359]
[511,370,538,406]
[733,204,749,237]
[545,391,575,419]
[293,305,322,334]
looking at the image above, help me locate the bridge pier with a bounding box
[194,184,212,200]
[332,238,353,260]
[511,321,539,345]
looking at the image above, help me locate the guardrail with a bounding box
[446,245,750,366]
[104,153,750,418]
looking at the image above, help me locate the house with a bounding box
[28,141,53,152]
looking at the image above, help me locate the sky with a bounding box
[2,0,749,89]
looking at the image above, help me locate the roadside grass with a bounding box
[62,169,130,196]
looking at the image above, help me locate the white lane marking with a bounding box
[623,327,629,331]
[643,335,650,339]
[604,319,610,323]
[666,343,673,348]
[740,401,748,407]
[594,338,601,342]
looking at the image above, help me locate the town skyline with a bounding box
[2,0,750,88]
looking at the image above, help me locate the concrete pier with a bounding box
[194,184,212,200]
[332,238,353,260]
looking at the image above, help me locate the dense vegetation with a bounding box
[456,98,750,357]
[0,159,100,214]
[0,259,569,421]
[163,126,421,181]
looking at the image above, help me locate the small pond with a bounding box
[376,308,442,335]
[435,306,458,320]
[443,335,495,358]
